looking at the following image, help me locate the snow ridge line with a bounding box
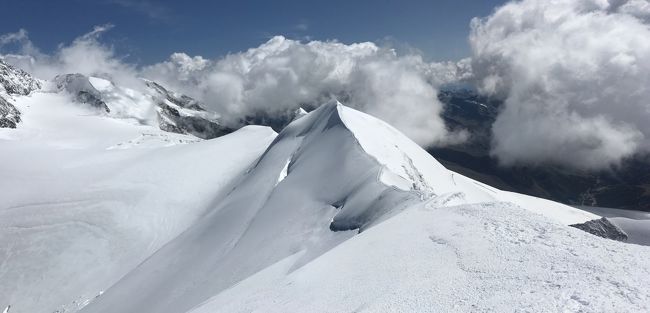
[330,102,435,203]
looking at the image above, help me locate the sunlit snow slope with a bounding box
[0,91,276,313]
[2,88,649,313]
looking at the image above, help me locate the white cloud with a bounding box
[142,36,466,146]
[0,29,41,57]
[1,28,466,147]
[470,0,650,169]
[1,24,142,88]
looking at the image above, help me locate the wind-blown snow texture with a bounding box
[1,82,649,313]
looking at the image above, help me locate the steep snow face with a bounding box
[337,103,596,224]
[0,59,41,96]
[0,92,277,313]
[339,104,494,202]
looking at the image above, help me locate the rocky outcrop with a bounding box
[0,60,41,96]
[156,101,234,139]
[0,60,42,128]
[570,217,628,242]
[0,95,21,128]
[54,74,110,113]
[145,81,203,111]
[145,80,234,139]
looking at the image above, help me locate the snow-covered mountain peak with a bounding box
[79,100,455,313]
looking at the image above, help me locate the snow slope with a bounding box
[189,200,650,313]
[0,91,277,313]
[2,93,648,313]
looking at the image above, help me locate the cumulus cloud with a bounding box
[470,0,650,170]
[143,36,467,146]
[1,26,468,147]
[0,24,142,88]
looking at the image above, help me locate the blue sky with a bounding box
[1,0,505,64]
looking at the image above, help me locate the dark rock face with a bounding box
[0,95,21,128]
[0,60,41,96]
[570,217,628,242]
[54,74,110,113]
